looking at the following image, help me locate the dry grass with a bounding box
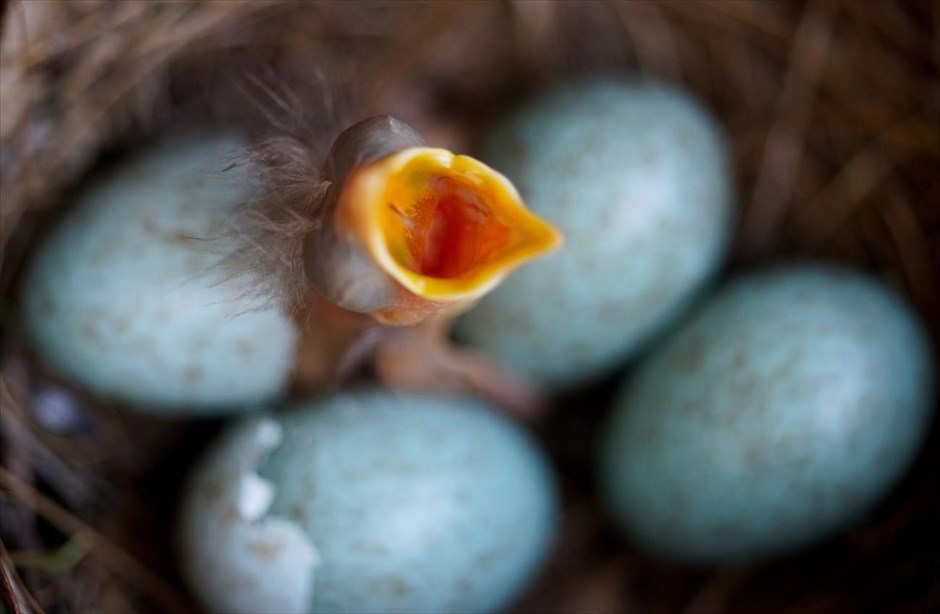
[1,1,938,612]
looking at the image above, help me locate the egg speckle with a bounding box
[19,135,298,414]
[179,391,557,613]
[459,78,733,387]
[599,264,935,563]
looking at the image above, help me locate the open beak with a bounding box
[335,146,562,324]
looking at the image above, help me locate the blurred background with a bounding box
[1,1,938,612]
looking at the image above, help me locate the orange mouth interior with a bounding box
[343,147,562,302]
[390,176,513,279]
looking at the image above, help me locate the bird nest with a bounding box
[1,1,937,612]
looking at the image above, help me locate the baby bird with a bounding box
[240,115,562,415]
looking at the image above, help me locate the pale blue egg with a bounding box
[459,78,733,387]
[599,264,935,563]
[19,135,298,414]
[179,391,557,613]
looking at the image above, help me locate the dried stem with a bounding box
[0,541,43,614]
[0,467,190,613]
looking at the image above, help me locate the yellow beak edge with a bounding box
[337,147,563,318]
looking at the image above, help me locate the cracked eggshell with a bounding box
[599,265,935,563]
[179,391,558,614]
[19,135,298,414]
[458,78,733,387]
[179,418,319,613]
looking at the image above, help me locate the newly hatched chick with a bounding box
[263,115,563,413]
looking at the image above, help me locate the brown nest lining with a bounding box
[1,1,938,612]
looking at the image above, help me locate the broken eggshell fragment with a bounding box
[178,418,319,613]
[179,391,558,613]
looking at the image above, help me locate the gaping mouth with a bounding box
[338,148,562,302]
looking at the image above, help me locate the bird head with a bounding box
[304,116,562,325]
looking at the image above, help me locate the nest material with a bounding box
[1,1,938,612]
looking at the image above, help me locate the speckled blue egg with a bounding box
[179,391,558,613]
[599,264,935,563]
[458,78,733,387]
[18,135,298,414]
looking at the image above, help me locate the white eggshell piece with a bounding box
[179,418,319,614]
[19,135,298,414]
[459,79,733,387]
[599,264,935,563]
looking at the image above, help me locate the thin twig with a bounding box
[877,194,940,320]
[0,541,44,614]
[0,467,191,613]
[793,117,921,246]
[739,0,835,255]
[614,2,683,81]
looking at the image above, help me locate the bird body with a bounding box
[268,116,563,414]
